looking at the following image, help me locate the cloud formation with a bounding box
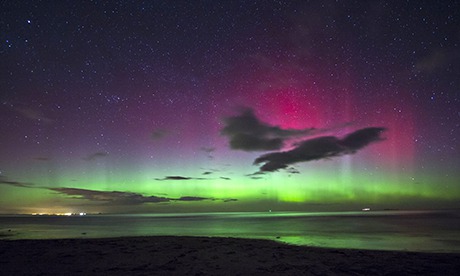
[0,176,33,188]
[49,187,169,205]
[254,127,386,173]
[156,175,233,182]
[155,176,208,181]
[83,152,109,161]
[176,196,210,201]
[49,187,236,205]
[1,177,238,205]
[221,108,315,151]
[340,127,387,152]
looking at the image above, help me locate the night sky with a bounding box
[1,1,459,214]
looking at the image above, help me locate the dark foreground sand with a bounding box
[1,236,459,275]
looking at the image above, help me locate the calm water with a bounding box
[1,210,460,253]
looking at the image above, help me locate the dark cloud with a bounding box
[223,198,238,202]
[164,176,192,180]
[0,174,234,206]
[83,152,109,161]
[155,175,211,181]
[48,187,235,205]
[228,133,284,152]
[221,108,315,151]
[200,167,220,173]
[286,167,300,174]
[156,175,234,182]
[340,127,387,151]
[175,196,211,201]
[49,187,169,205]
[177,196,237,203]
[254,127,386,173]
[0,176,33,188]
[254,136,342,172]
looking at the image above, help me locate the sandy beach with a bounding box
[1,236,459,275]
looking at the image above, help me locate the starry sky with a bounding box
[1,1,459,214]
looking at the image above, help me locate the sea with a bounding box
[1,210,460,253]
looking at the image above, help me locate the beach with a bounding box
[1,236,459,275]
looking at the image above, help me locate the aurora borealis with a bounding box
[1,1,459,214]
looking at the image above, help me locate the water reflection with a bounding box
[1,210,459,253]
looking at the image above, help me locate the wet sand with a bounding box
[1,236,459,275]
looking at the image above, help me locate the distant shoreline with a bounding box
[1,236,460,275]
[0,208,457,220]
